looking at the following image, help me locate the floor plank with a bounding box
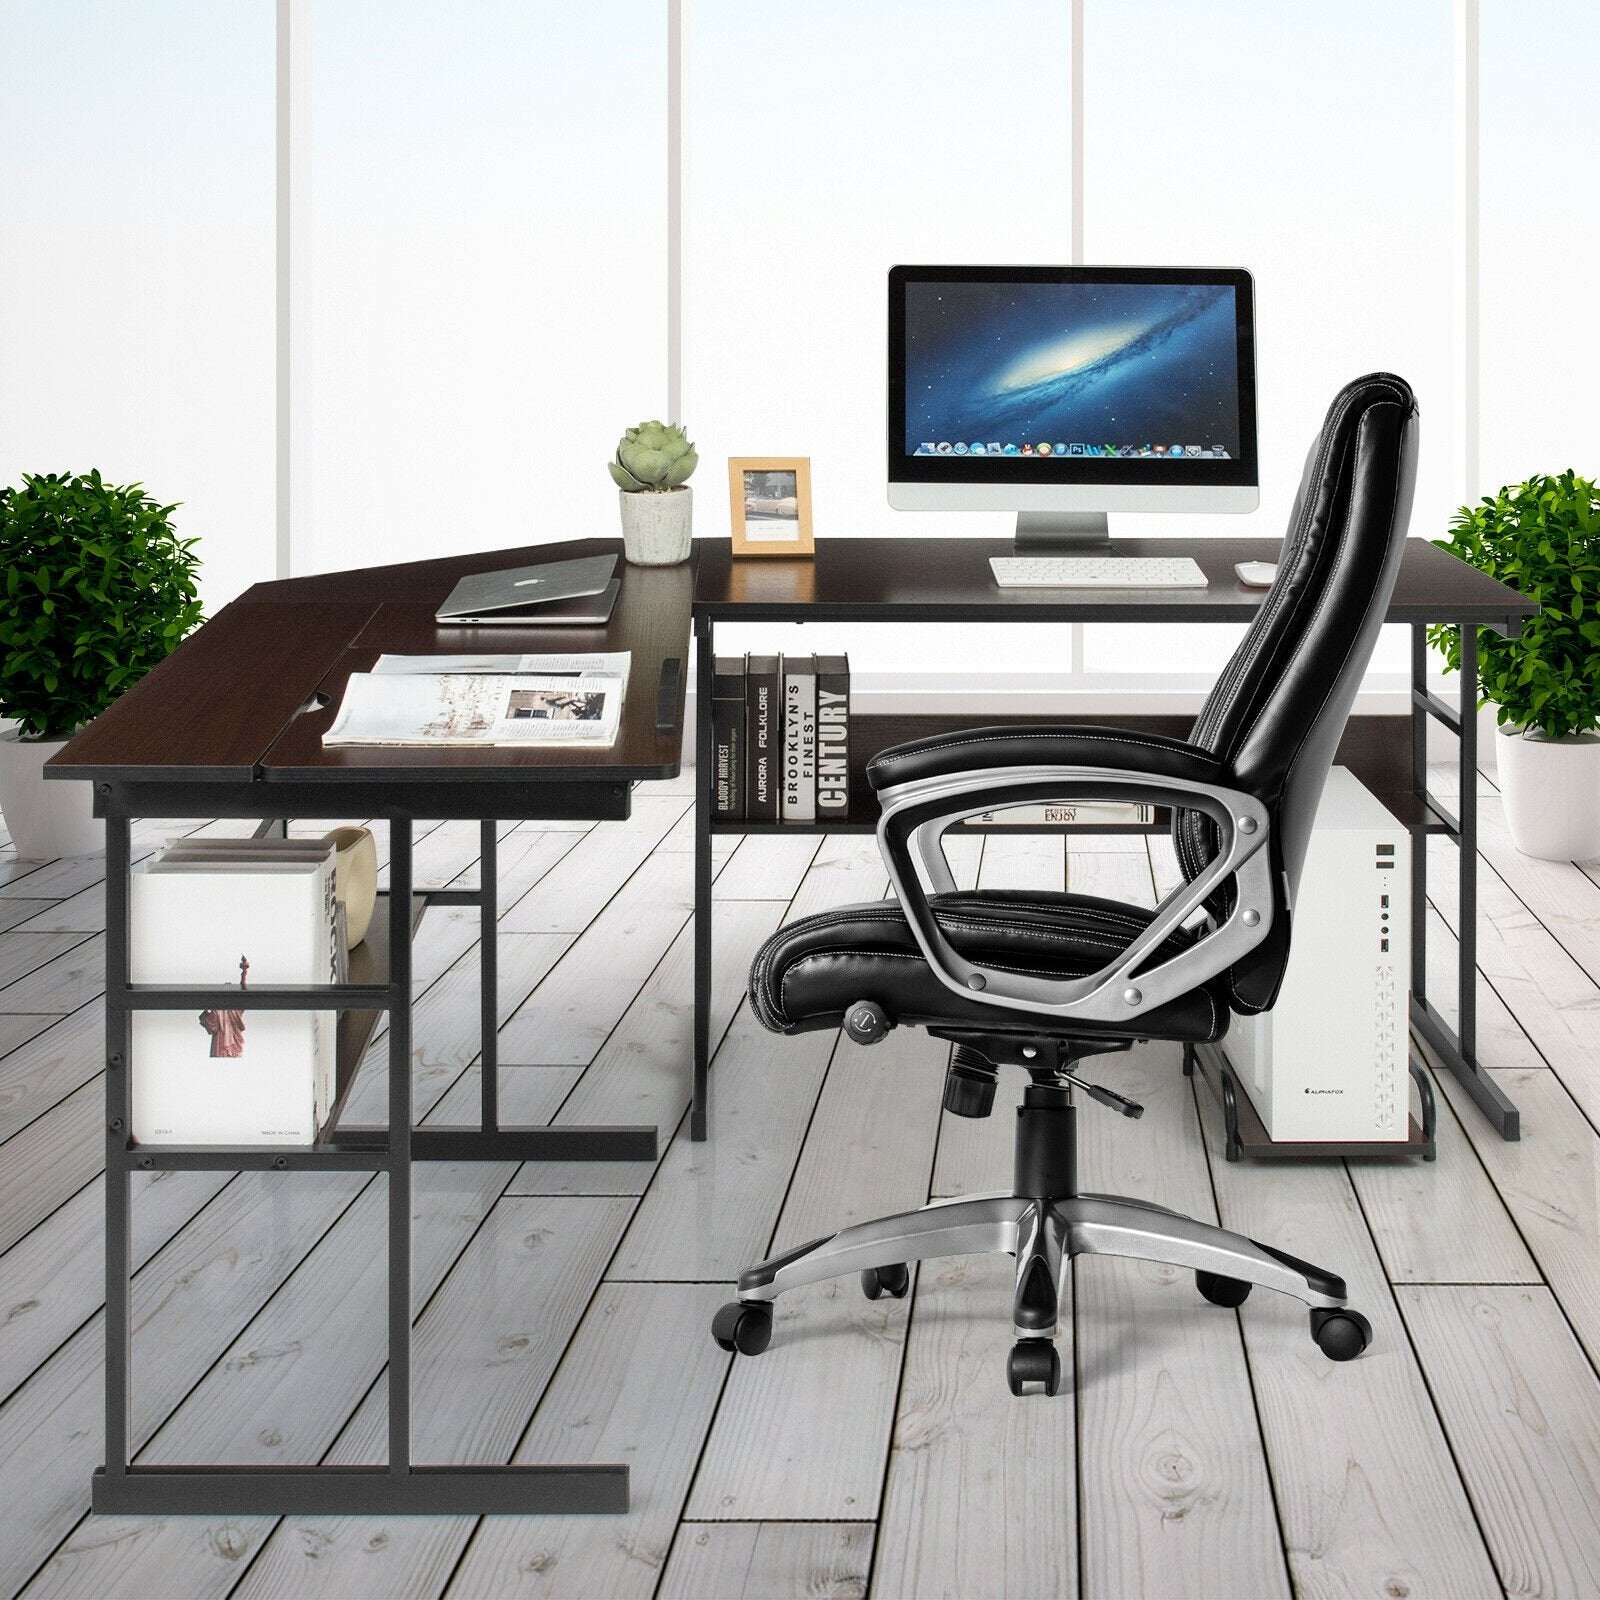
[686,1026,947,1522]
[1074,1049,1288,1600]
[497,799,690,935]
[1198,1096,1502,1599]
[0,1168,232,1405]
[662,1521,873,1600]
[0,761,1597,1599]
[713,832,824,903]
[0,935,104,1016]
[242,1283,728,1600]
[1347,1072,1539,1286]
[527,899,783,1188]
[1399,1283,1600,1600]
[497,847,695,1067]
[606,1009,834,1281]
[0,934,96,1002]
[0,1002,102,1145]
[24,1162,521,1600]
[0,1171,364,1598]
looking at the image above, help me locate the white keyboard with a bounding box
[989,555,1209,589]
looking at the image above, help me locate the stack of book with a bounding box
[711,654,850,823]
[129,836,343,1145]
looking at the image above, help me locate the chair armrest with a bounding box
[875,760,1273,1030]
[867,723,1224,794]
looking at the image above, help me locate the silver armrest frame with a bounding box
[875,764,1274,1026]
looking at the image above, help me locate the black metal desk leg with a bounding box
[387,817,414,1479]
[103,808,133,1486]
[1407,624,1521,1140]
[1411,625,1429,1007]
[1457,626,1478,1064]
[692,616,714,1141]
[479,819,499,1133]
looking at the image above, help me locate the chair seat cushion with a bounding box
[749,889,1227,1043]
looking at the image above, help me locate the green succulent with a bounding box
[608,420,697,492]
[1428,471,1600,740]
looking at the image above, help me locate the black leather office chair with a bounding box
[712,373,1420,1395]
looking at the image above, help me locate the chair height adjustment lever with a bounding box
[1062,1071,1144,1119]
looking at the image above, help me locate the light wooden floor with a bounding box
[2,763,1600,1599]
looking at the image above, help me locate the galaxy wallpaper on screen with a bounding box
[903,281,1241,458]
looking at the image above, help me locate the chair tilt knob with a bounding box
[844,1000,892,1046]
[944,1046,999,1119]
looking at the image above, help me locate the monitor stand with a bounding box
[1014,511,1115,553]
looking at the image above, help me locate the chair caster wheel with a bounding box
[861,1263,910,1301]
[1310,1306,1372,1361]
[1006,1338,1063,1397]
[1197,1270,1252,1308]
[712,1301,773,1356]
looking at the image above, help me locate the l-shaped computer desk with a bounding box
[690,534,1537,1158]
[49,531,1532,1517]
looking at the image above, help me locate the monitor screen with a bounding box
[888,266,1256,489]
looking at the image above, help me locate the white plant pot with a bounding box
[618,486,692,566]
[1495,724,1600,861]
[0,729,103,860]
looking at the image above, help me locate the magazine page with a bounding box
[371,652,630,689]
[324,672,623,748]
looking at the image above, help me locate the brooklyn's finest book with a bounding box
[129,841,339,1144]
[814,654,850,819]
[782,655,818,822]
[711,656,747,820]
[743,654,782,822]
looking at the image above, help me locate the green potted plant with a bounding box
[1430,471,1600,859]
[0,471,203,859]
[608,419,697,565]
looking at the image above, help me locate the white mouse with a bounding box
[1234,561,1277,588]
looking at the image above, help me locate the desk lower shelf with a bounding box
[708,711,1450,836]
[1189,1038,1437,1162]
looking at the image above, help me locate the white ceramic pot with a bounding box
[1495,724,1600,861]
[322,826,378,947]
[0,729,103,860]
[618,486,692,565]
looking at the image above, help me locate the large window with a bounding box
[7,3,1589,702]
[688,0,1078,677]
[1479,0,1600,497]
[1079,0,1453,680]
[305,1,666,575]
[0,1,275,610]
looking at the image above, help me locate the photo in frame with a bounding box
[728,457,814,557]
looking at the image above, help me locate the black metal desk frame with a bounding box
[93,775,653,1518]
[691,560,1527,1150]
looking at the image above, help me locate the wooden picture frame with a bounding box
[728,457,814,557]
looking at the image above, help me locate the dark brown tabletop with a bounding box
[691,536,1538,627]
[48,540,692,786]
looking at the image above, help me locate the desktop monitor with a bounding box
[888,265,1258,548]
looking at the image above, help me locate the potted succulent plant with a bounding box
[0,471,203,859]
[1430,471,1600,860]
[608,420,697,565]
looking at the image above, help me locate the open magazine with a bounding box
[323,654,629,748]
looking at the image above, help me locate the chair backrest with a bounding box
[1175,372,1419,1013]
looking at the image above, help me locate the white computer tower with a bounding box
[1225,767,1410,1143]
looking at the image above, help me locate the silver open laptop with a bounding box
[434,555,620,626]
